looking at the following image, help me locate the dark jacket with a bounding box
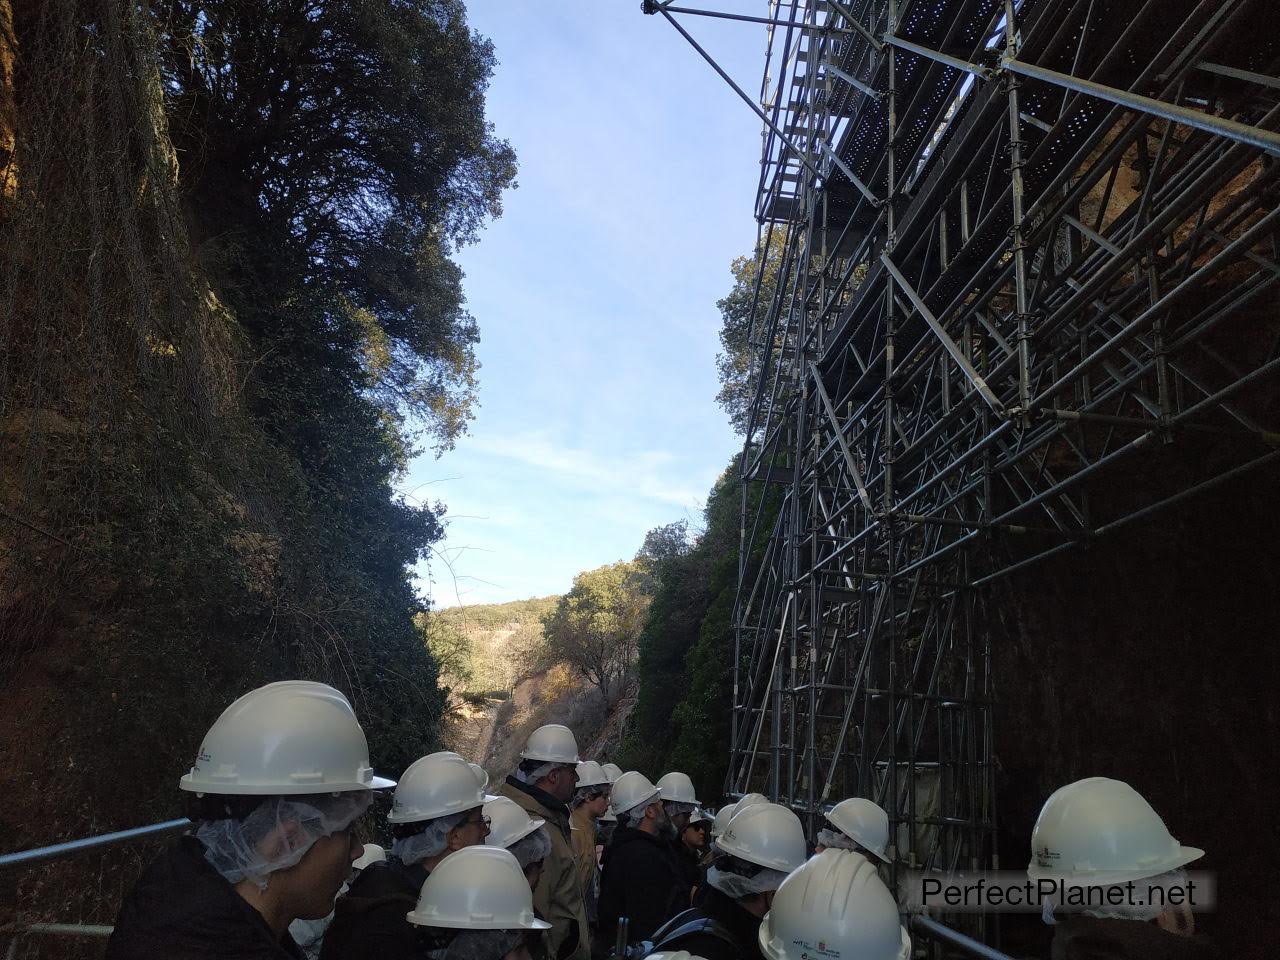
[670,839,704,906]
[653,885,764,960]
[105,836,304,960]
[318,858,429,960]
[1051,916,1223,960]
[597,825,685,948]
[499,776,587,960]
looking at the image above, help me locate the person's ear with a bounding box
[258,819,305,862]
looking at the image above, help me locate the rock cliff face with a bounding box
[991,471,1280,960]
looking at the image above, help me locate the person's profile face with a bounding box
[683,823,708,849]
[453,808,491,848]
[547,765,577,802]
[290,828,361,919]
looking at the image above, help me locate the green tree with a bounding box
[153,0,517,451]
[418,612,474,692]
[542,562,650,706]
[619,457,780,801]
[715,230,786,435]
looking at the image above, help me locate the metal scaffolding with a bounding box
[650,0,1280,938]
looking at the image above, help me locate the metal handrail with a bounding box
[910,915,1014,960]
[0,818,190,872]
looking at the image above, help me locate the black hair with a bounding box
[183,791,363,824]
[713,853,766,879]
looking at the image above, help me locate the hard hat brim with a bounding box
[489,815,546,849]
[519,751,581,764]
[405,912,552,931]
[179,774,393,795]
[1026,844,1204,887]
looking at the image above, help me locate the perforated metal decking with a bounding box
[650,0,1280,943]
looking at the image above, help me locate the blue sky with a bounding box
[403,1,766,607]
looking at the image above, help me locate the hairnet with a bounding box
[707,862,789,900]
[515,760,561,784]
[574,784,607,806]
[508,825,552,870]
[195,792,370,889]
[392,810,470,866]
[1083,869,1191,921]
[818,827,866,853]
[424,928,525,960]
[1039,868,1190,924]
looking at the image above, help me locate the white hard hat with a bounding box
[718,802,807,872]
[827,798,891,863]
[388,754,486,824]
[736,792,768,812]
[353,843,386,870]
[689,807,713,826]
[612,771,662,817]
[179,681,395,795]
[656,771,700,804]
[648,954,712,960]
[575,761,611,789]
[406,846,552,930]
[601,762,624,783]
[1027,777,1203,886]
[760,850,910,960]
[484,796,546,849]
[711,802,738,839]
[520,724,580,764]
[469,763,498,800]
[424,752,495,799]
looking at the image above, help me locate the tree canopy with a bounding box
[619,457,780,800]
[542,562,650,707]
[715,230,785,436]
[154,0,517,451]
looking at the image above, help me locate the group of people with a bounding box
[102,681,1215,960]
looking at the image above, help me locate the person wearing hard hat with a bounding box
[655,772,702,905]
[597,771,686,951]
[757,849,910,960]
[498,724,590,960]
[708,803,736,846]
[406,845,551,960]
[814,797,891,863]
[596,804,618,848]
[290,845,387,959]
[485,796,554,896]
[569,761,612,928]
[1028,777,1218,960]
[650,802,807,960]
[680,808,713,874]
[320,752,491,959]
[600,762,623,783]
[105,681,394,960]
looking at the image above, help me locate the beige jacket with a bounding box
[569,806,599,916]
[499,778,590,960]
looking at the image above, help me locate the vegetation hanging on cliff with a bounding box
[0,0,515,885]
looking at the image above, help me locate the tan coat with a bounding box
[570,806,599,918]
[499,778,590,960]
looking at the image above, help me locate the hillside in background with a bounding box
[425,591,644,778]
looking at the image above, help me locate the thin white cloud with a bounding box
[466,430,715,509]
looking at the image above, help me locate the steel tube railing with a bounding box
[0,818,190,872]
[911,915,1014,960]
